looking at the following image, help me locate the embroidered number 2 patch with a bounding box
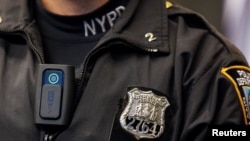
[221,65,250,125]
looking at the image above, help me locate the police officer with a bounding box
[0,0,249,141]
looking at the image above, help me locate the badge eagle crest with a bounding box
[120,87,170,139]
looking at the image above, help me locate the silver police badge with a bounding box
[120,88,170,140]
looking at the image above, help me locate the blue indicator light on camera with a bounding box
[43,70,63,85]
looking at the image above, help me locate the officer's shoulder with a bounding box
[166,1,247,61]
[166,1,232,48]
[166,1,215,32]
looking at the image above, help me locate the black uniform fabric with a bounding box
[0,0,249,141]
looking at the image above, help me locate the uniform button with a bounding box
[166,1,173,9]
[0,16,2,23]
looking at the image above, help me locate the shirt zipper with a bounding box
[74,36,159,141]
[75,36,159,105]
[0,29,45,63]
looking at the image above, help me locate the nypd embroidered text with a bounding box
[83,6,125,37]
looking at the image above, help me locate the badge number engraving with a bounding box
[126,116,161,137]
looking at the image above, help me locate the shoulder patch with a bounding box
[221,65,250,125]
